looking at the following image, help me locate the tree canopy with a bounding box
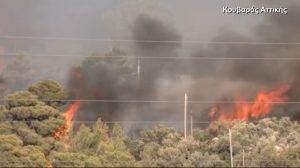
[0,80,299,167]
[0,89,65,167]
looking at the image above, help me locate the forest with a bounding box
[0,55,299,167]
[1,1,300,167]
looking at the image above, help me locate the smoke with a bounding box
[0,47,4,54]
[67,48,137,125]
[67,14,185,132]
[68,1,300,132]
[129,2,300,124]
[188,2,300,120]
[2,0,300,131]
[132,14,182,98]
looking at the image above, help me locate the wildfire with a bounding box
[54,102,81,147]
[209,84,291,123]
[64,102,81,133]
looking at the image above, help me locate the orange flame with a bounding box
[64,102,81,133]
[209,84,291,123]
[54,102,81,147]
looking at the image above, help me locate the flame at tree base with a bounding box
[209,84,291,123]
[54,102,81,148]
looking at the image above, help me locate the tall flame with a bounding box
[209,84,291,123]
[54,102,81,147]
[64,102,81,133]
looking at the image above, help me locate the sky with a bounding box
[0,0,265,40]
[0,0,275,57]
[0,0,297,53]
[0,0,115,37]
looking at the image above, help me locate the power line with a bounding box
[2,120,298,124]
[1,53,300,60]
[1,99,299,104]
[0,121,212,124]
[0,160,298,162]
[2,35,300,45]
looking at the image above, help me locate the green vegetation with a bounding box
[50,121,137,167]
[0,83,65,167]
[28,80,68,108]
[0,80,299,167]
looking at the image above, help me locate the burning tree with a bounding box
[50,120,137,167]
[209,84,291,123]
[67,47,136,122]
[54,101,81,148]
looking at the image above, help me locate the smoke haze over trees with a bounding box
[0,0,300,166]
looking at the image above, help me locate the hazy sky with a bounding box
[0,0,115,37]
[1,0,298,45]
[0,0,271,39]
[0,0,297,81]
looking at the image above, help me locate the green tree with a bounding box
[128,125,226,167]
[0,89,66,167]
[0,134,49,167]
[28,80,68,108]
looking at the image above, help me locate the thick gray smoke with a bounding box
[187,3,300,121]
[127,3,300,124]
[70,3,300,134]
[69,2,300,132]
[2,0,300,132]
[68,14,185,132]
[132,14,182,99]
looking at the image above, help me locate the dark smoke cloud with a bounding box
[67,14,185,132]
[69,3,300,131]
[188,3,300,120]
[132,14,182,55]
[132,14,182,98]
[4,0,299,131]
[131,14,184,130]
[129,3,300,124]
[254,4,300,120]
[67,49,136,122]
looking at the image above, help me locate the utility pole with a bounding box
[190,109,193,136]
[229,129,233,168]
[136,55,141,123]
[137,56,140,87]
[184,93,187,138]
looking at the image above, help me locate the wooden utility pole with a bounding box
[137,56,140,85]
[229,129,233,168]
[184,93,187,138]
[190,109,193,136]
